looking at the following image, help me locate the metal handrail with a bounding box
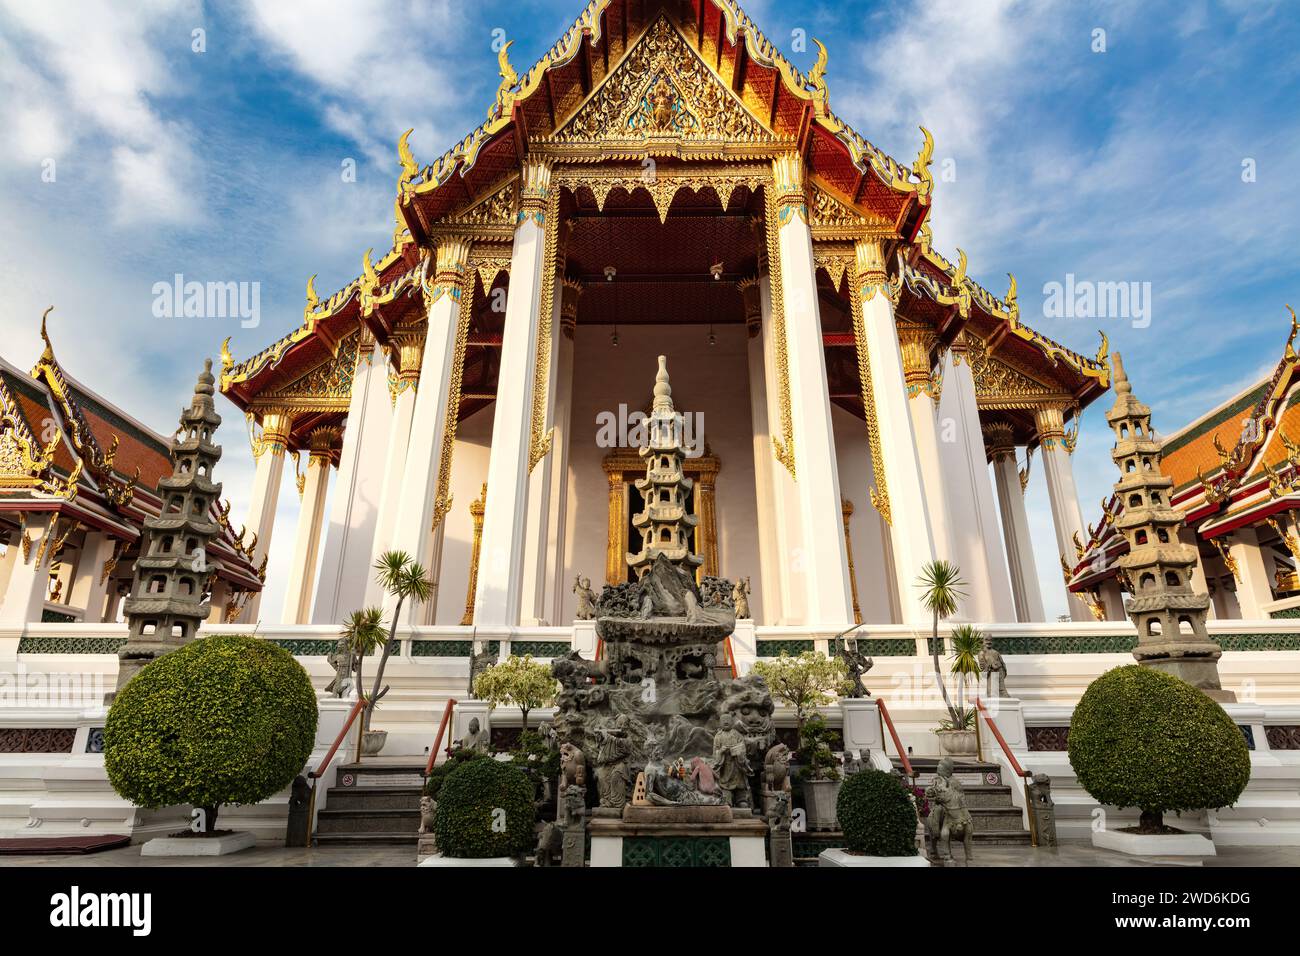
[875,696,913,779]
[425,698,458,776]
[975,696,1038,847]
[304,696,366,848]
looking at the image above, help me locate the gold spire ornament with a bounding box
[913,126,935,202]
[1286,304,1299,362]
[1004,273,1019,327]
[809,39,830,114]
[492,40,519,120]
[304,274,320,321]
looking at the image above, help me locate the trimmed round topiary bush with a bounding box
[434,757,536,859]
[104,634,318,833]
[1068,665,1250,833]
[423,747,492,800]
[836,769,918,856]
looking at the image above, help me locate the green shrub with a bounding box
[795,714,841,782]
[1068,665,1250,829]
[509,729,561,801]
[836,770,918,856]
[104,634,317,826]
[423,747,491,800]
[434,757,536,858]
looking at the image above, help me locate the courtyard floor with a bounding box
[2,840,1297,867]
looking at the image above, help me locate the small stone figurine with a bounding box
[979,633,1008,698]
[323,636,353,698]
[732,577,751,620]
[924,756,975,865]
[573,575,598,620]
[456,717,489,753]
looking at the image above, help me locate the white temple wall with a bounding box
[562,322,762,622]
[431,405,494,626]
[830,404,898,623]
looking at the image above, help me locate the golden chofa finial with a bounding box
[1095,329,1110,371]
[1285,304,1298,361]
[492,40,519,120]
[397,128,417,193]
[359,249,379,315]
[304,273,320,322]
[1004,273,1019,326]
[809,39,829,111]
[39,305,55,361]
[219,336,234,375]
[914,126,935,202]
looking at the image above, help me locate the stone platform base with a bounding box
[1093,828,1216,858]
[417,853,517,867]
[819,848,931,867]
[621,805,735,824]
[589,814,768,867]
[140,832,256,857]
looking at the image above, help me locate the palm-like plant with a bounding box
[365,550,434,731]
[947,624,984,729]
[917,560,966,726]
[341,607,386,712]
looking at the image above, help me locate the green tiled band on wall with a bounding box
[17,636,126,655]
[1270,606,1300,619]
[756,640,816,657]
[990,634,1139,655]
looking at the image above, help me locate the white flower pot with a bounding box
[802,778,842,830]
[361,729,388,756]
[936,729,977,757]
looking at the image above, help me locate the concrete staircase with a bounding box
[312,762,424,847]
[901,757,1032,846]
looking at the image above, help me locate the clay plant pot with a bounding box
[361,729,388,756]
[935,729,977,757]
[802,778,842,830]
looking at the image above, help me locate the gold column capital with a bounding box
[307,425,341,466]
[424,237,472,310]
[771,153,807,225]
[737,276,762,337]
[560,277,583,339]
[1033,404,1077,453]
[983,421,1018,463]
[258,409,294,456]
[518,158,554,227]
[897,322,938,399]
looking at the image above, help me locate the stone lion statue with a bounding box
[559,741,587,790]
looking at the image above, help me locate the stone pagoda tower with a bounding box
[627,355,702,578]
[115,360,224,692]
[1105,352,1232,701]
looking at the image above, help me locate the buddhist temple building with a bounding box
[0,315,263,629]
[1070,309,1300,623]
[219,0,1111,632]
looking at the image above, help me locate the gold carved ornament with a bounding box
[762,184,796,478]
[848,254,891,524]
[1266,514,1300,564]
[527,180,560,473]
[460,483,488,625]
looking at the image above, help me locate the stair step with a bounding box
[316,807,420,834]
[325,786,423,811]
[968,807,1028,833]
[336,763,427,789]
[313,832,420,847]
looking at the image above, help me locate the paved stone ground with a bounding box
[3,840,1297,867]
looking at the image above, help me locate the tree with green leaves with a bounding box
[918,560,966,727]
[947,624,984,730]
[471,654,558,731]
[341,606,385,715]
[750,650,851,739]
[366,550,434,731]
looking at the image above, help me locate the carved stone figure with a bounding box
[925,756,975,865]
[764,743,791,793]
[560,784,587,867]
[688,756,718,796]
[324,636,353,698]
[732,577,751,619]
[534,820,562,867]
[642,733,722,806]
[553,649,607,690]
[559,741,587,790]
[593,716,633,809]
[573,575,598,621]
[765,789,794,867]
[841,749,864,776]
[1027,772,1058,847]
[839,639,873,698]
[710,713,751,808]
[468,641,496,699]
[456,717,489,753]
[979,634,1008,698]
[418,795,437,835]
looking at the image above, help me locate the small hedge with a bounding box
[1068,665,1250,823]
[423,747,491,800]
[104,634,318,816]
[836,769,918,856]
[434,757,536,859]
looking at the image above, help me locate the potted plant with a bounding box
[820,769,928,867]
[750,650,851,740]
[104,634,318,856]
[471,654,559,732]
[360,551,434,755]
[1068,665,1250,857]
[936,624,983,757]
[796,714,843,829]
[339,606,387,756]
[421,757,536,867]
[917,560,972,756]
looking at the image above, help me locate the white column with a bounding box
[936,340,1017,622]
[477,161,551,627]
[742,277,781,625]
[0,513,57,626]
[282,428,337,624]
[1227,527,1276,620]
[520,268,567,625]
[1035,405,1091,622]
[68,531,117,623]
[1181,526,1215,621]
[386,237,474,622]
[987,425,1046,622]
[363,333,424,608]
[545,281,579,626]
[313,337,393,624]
[771,155,853,627]
[238,409,292,623]
[854,237,937,624]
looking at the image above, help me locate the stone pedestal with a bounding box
[976,697,1027,752]
[588,814,769,867]
[451,700,491,748]
[730,619,756,676]
[839,698,884,756]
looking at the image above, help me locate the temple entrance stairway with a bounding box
[897,757,1033,847]
[312,761,424,847]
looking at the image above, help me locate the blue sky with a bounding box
[1,0,1297,622]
